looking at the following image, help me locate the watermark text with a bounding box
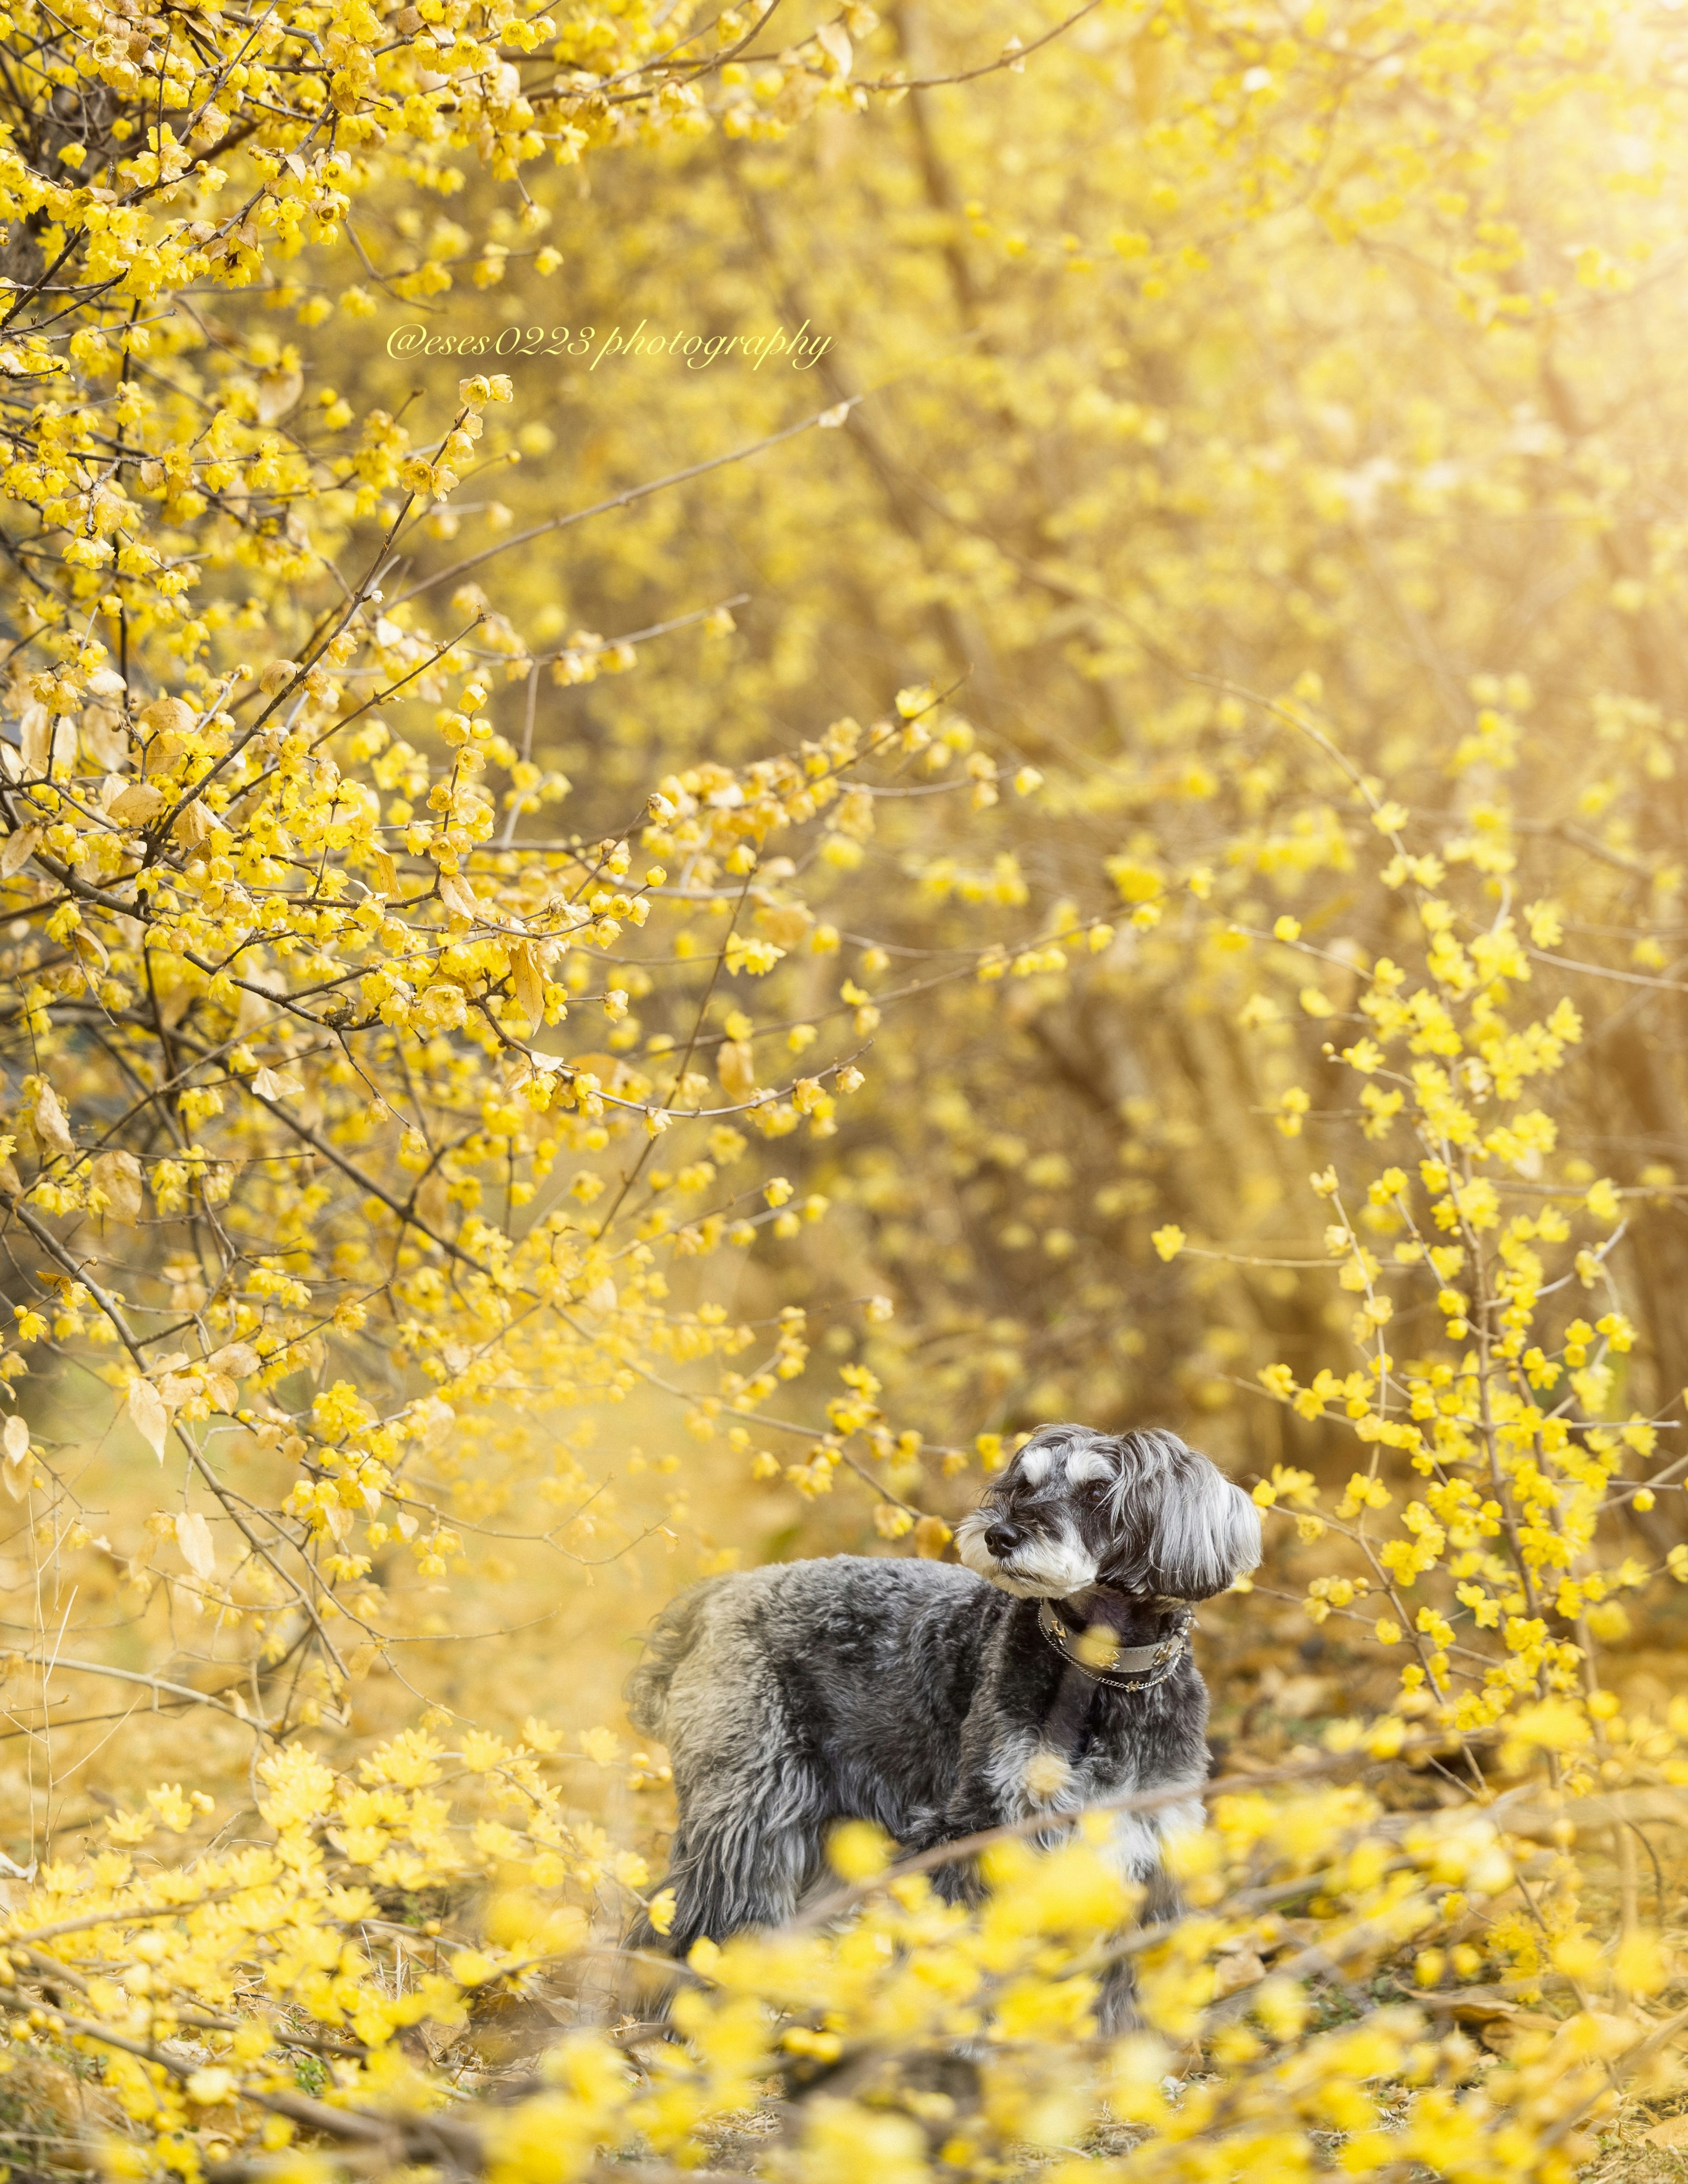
[386,318,832,370]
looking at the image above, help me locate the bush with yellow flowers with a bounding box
[3,0,1688,2180]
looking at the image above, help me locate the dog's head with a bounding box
[954,1423,1261,1602]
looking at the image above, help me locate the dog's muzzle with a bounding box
[1036,1599,1192,1692]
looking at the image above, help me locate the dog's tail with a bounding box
[625,1580,719,1737]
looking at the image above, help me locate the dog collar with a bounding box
[1036,1599,1192,1691]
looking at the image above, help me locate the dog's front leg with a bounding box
[907,1694,1023,1907]
[1094,1855,1183,2032]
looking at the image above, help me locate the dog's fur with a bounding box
[624,1424,1260,1964]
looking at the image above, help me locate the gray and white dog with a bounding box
[624,1424,1261,1960]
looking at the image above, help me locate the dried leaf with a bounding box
[814,20,851,73]
[18,705,49,774]
[158,981,198,1030]
[1646,2118,1688,2151]
[1,1414,27,1502]
[0,825,40,878]
[252,1065,303,1100]
[175,1510,216,1582]
[127,1378,170,1462]
[511,940,544,1027]
[81,706,130,771]
[173,799,215,847]
[108,781,167,826]
[439,872,478,920]
[139,696,195,739]
[717,1039,757,1100]
[205,1341,259,1379]
[415,1169,449,1231]
[33,1083,73,1158]
[256,367,303,425]
[70,925,110,974]
[91,1149,143,1223]
[754,901,814,949]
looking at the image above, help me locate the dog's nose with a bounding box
[985,1522,1021,1556]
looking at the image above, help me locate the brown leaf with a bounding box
[91,1148,142,1223]
[1479,2010,1558,2058]
[1646,2117,1688,2151]
[1214,1950,1266,1997]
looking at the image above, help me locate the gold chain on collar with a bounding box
[1035,1599,1193,1691]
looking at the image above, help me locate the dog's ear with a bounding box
[1101,1429,1261,1599]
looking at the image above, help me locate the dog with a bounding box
[623,1424,1260,1975]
